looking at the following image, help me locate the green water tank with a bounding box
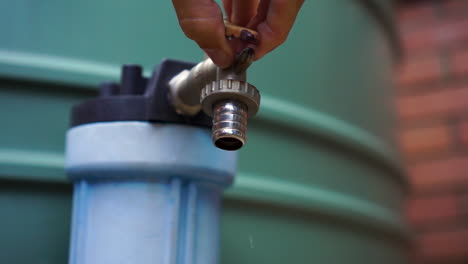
[0,0,408,263]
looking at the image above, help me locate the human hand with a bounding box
[172,0,305,68]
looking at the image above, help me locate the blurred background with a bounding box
[2,0,466,263]
[397,0,468,263]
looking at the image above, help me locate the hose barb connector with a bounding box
[211,100,247,150]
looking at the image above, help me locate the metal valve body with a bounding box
[169,59,260,151]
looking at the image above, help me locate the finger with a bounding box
[253,0,304,60]
[222,0,232,21]
[172,0,233,68]
[229,0,259,26]
[246,0,270,29]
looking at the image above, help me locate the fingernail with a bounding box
[203,49,232,68]
[240,30,258,44]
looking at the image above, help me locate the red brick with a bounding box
[408,157,468,193]
[406,194,458,226]
[450,48,468,77]
[397,85,468,120]
[397,2,436,23]
[442,0,468,16]
[457,120,468,148]
[399,124,452,159]
[396,54,443,86]
[400,26,436,53]
[396,3,468,264]
[416,229,468,260]
[401,17,468,52]
[458,193,468,217]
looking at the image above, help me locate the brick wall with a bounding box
[396,1,468,263]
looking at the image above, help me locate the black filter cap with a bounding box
[71,59,212,128]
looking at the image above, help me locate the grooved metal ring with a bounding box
[200,79,260,117]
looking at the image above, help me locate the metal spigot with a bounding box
[168,49,260,151]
